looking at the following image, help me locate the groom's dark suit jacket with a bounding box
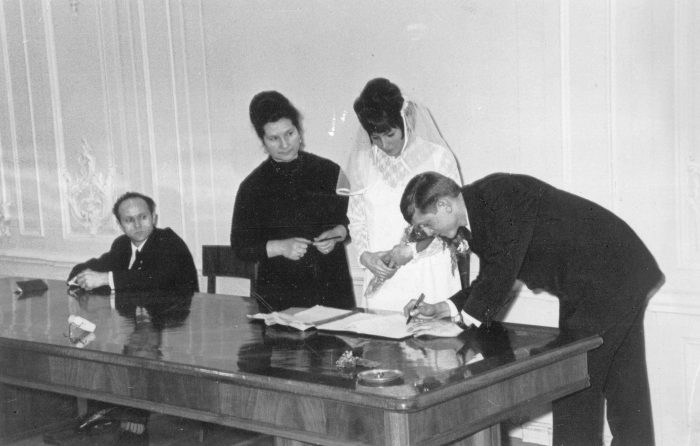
[68,227,199,292]
[451,173,663,331]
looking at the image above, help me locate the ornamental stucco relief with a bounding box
[63,139,115,236]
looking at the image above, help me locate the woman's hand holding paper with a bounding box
[270,237,311,261]
[313,226,346,255]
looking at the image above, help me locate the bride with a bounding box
[337,78,463,311]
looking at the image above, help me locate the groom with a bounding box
[400,171,663,446]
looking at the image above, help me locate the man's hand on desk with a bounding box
[71,269,109,290]
[408,319,464,338]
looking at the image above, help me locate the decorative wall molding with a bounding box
[675,0,700,271]
[69,0,80,15]
[63,138,115,235]
[17,0,45,237]
[0,200,11,237]
[687,340,700,446]
[559,0,572,188]
[688,160,700,254]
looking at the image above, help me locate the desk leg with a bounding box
[0,383,77,442]
[450,424,502,446]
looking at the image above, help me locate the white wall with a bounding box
[0,1,697,444]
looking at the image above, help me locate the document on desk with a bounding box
[316,312,413,340]
[292,305,353,324]
[247,305,353,331]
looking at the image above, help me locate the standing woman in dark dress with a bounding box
[231,91,355,312]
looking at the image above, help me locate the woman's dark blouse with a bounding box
[231,151,355,312]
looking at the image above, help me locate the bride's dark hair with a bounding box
[353,78,405,136]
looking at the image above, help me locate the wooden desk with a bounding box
[0,278,601,445]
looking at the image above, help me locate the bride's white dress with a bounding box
[347,136,462,311]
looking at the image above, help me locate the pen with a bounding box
[406,293,426,325]
[315,235,343,243]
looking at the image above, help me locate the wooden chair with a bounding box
[198,246,268,444]
[202,245,258,295]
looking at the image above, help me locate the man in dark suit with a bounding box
[68,191,198,292]
[400,172,663,446]
[56,192,198,445]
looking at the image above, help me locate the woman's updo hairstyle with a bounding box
[353,78,405,136]
[249,91,303,139]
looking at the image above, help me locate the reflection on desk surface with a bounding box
[0,277,595,398]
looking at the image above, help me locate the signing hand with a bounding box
[408,319,465,338]
[71,269,110,290]
[403,300,451,321]
[360,251,397,280]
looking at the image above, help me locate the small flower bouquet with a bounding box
[365,225,471,298]
[335,350,379,371]
[364,225,429,297]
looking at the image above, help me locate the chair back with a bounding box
[202,245,258,295]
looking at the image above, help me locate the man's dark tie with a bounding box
[131,250,144,271]
[456,227,472,289]
[458,226,472,242]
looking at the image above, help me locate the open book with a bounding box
[316,312,413,340]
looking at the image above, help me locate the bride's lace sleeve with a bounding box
[348,193,369,265]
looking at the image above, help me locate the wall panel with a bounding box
[4,0,43,236]
[567,0,613,205]
[677,0,700,274]
[0,0,18,241]
[52,0,117,241]
[180,0,218,246]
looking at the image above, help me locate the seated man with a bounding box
[54,191,198,445]
[68,191,198,293]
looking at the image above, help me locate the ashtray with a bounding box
[357,369,404,386]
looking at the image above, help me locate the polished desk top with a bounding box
[0,277,600,413]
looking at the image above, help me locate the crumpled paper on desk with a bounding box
[247,312,315,331]
[67,315,97,348]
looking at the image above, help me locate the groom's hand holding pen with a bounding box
[406,293,426,325]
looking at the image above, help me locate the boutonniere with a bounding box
[456,238,470,255]
[440,228,471,275]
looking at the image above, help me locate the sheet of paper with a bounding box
[291,305,353,324]
[316,312,413,340]
[247,312,315,331]
[467,353,484,365]
[247,305,353,331]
